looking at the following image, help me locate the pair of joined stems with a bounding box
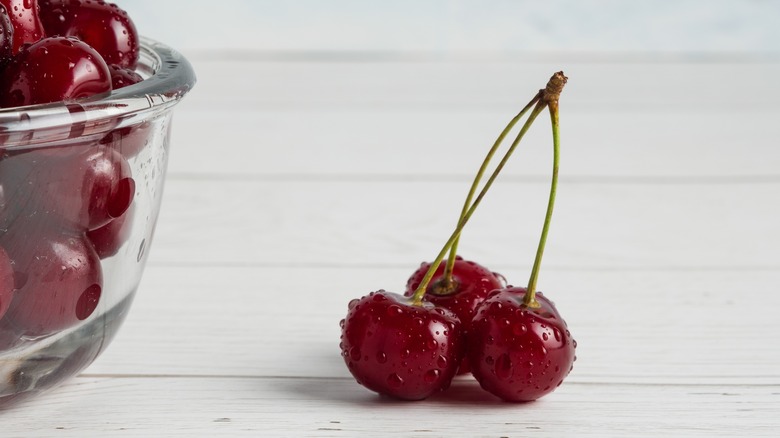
[410,72,566,308]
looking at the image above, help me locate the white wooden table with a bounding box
[1,53,779,436]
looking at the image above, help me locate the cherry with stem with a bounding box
[409,92,548,307]
[341,73,563,400]
[466,72,577,402]
[403,89,546,376]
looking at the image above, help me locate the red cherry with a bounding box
[100,66,149,158]
[0,246,14,321]
[467,287,576,402]
[0,36,111,107]
[86,203,133,259]
[340,290,465,400]
[107,63,142,90]
[1,231,103,337]
[39,0,139,68]
[405,256,504,374]
[0,3,13,64]
[0,0,44,54]
[99,121,151,159]
[37,145,135,231]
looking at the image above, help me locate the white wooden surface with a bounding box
[2,52,780,436]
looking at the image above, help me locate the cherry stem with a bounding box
[442,96,542,287]
[411,97,547,306]
[524,72,566,308]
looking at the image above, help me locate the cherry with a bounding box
[0,0,44,54]
[1,230,102,337]
[340,291,464,400]
[0,3,13,64]
[99,121,151,159]
[341,72,573,402]
[100,65,149,158]
[39,0,139,68]
[467,72,575,401]
[108,63,142,90]
[0,36,112,107]
[37,144,135,231]
[0,246,14,321]
[86,203,133,258]
[405,256,503,374]
[467,288,576,402]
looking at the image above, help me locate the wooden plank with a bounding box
[146,180,780,269]
[3,376,778,437]
[167,107,780,178]
[83,266,780,385]
[182,58,780,110]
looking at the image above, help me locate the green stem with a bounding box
[411,99,547,305]
[524,100,561,308]
[441,94,542,286]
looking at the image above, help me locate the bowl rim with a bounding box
[0,37,196,141]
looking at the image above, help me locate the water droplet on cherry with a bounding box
[386,373,403,388]
[512,323,527,336]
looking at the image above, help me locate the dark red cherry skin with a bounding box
[0,246,14,321]
[340,290,465,400]
[39,0,139,68]
[1,231,102,337]
[86,203,133,258]
[99,121,151,158]
[405,256,504,374]
[0,0,44,54]
[0,36,111,108]
[0,4,14,64]
[38,145,135,231]
[100,66,148,158]
[467,287,576,402]
[108,63,142,89]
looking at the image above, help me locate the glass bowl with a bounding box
[0,37,195,407]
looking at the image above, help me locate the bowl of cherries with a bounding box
[0,0,195,406]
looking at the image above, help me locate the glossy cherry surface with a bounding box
[0,3,13,63]
[100,66,147,158]
[0,246,14,320]
[1,231,102,337]
[467,287,576,402]
[405,256,504,374]
[38,145,135,231]
[340,290,465,400]
[39,0,139,68]
[87,204,133,258]
[0,36,111,107]
[0,0,44,54]
[108,63,142,89]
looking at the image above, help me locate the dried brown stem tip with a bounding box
[542,71,568,103]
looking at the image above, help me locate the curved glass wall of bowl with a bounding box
[0,38,196,407]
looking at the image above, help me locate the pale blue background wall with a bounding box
[120,0,780,53]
